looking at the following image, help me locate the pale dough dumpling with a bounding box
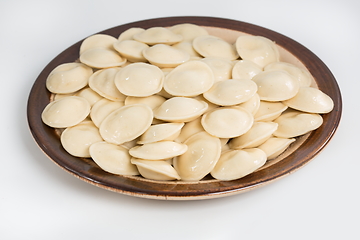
[99,104,153,144]
[174,131,221,181]
[254,101,288,122]
[201,57,234,82]
[131,158,181,181]
[193,35,239,60]
[124,95,166,110]
[118,27,145,41]
[235,35,280,68]
[164,60,214,97]
[210,148,267,181]
[133,27,183,45]
[154,97,208,122]
[264,62,313,87]
[232,60,262,80]
[89,141,139,175]
[138,122,184,144]
[169,23,209,42]
[90,98,124,128]
[46,62,93,94]
[74,87,103,107]
[203,79,257,106]
[143,44,190,68]
[79,34,118,55]
[113,39,149,62]
[283,87,334,114]
[229,122,278,149]
[201,106,254,138]
[42,96,90,128]
[252,70,299,101]
[129,141,188,160]
[80,47,127,69]
[88,67,127,102]
[273,109,323,138]
[237,93,260,116]
[60,121,103,158]
[114,62,164,97]
[257,137,296,160]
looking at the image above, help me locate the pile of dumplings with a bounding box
[41,23,334,181]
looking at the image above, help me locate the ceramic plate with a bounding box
[27,16,342,200]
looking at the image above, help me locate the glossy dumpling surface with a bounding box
[41,96,90,128]
[46,62,93,94]
[88,67,126,101]
[193,35,239,60]
[203,79,257,106]
[283,87,334,114]
[201,106,254,138]
[164,60,214,97]
[60,121,103,158]
[99,104,153,144]
[211,148,267,180]
[174,131,221,181]
[235,35,279,68]
[89,141,139,175]
[154,97,208,122]
[114,62,164,97]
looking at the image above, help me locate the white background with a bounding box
[1,0,359,239]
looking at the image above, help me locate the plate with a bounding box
[27,16,342,200]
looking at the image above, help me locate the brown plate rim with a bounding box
[27,16,342,200]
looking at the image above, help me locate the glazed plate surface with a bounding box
[27,16,342,200]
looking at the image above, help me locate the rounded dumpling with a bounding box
[235,35,279,68]
[124,95,166,110]
[283,87,334,114]
[254,101,288,122]
[229,122,278,149]
[201,106,254,138]
[79,34,118,54]
[90,98,124,127]
[257,137,296,160]
[193,35,239,60]
[118,27,145,41]
[201,57,234,82]
[173,131,222,181]
[89,141,139,175]
[164,60,214,97]
[74,87,103,107]
[60,121,103,158]
[237,93,260,116]
[273,109,323,138]
[80,47,127,69]
[138,122,185,144]
[264,62,313,87]
[175,117,204,143]
[210,148,267,181]
[172,41,202,59]
[99,104,153,144]
[113,39,149,62]
[133,27,183,45]
[143,44,190,68]
[131,158,181,181]
[169,23,209,42]
[129,141,188,160]
[252,70,299,101]
[114,62,164,97]
[232,60,262,80]
[41,96,90,128]
[88,67,126,101]
[46,62,93,94]
[203,79,257,106]
[154,97,208,122]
